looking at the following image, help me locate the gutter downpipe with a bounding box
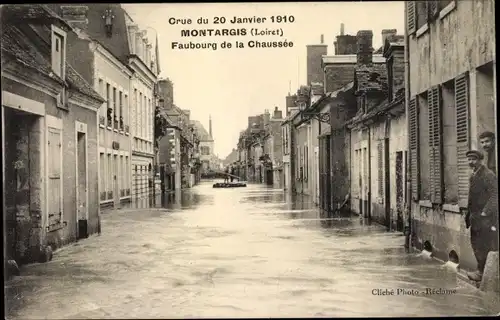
[404,2,412,252]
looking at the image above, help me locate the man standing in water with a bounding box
[479,131,496,174]
[464,150,498,282]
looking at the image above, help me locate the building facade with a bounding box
[125,12,160,199]
[2,5,105,264]
[405,0,496,270]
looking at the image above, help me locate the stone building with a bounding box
[261,107,284,187]
[197,116,215,173]
[2,5,105,264]
[346,30,407,231]
[124,11,160,199]
[405,0,496,270]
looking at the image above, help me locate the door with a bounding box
[314,147,319,204]
[384,138,391,229]
[395,151,404,232]
[76,131,88,239]
[114,155,119,207]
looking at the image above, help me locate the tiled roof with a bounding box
[1,6,104,103]
[346,88,405,127]
[1,25,64,84]
[354,63,388,93]
[1,4,71,29]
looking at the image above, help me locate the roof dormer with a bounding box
[51,24,67,80]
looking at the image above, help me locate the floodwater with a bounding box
[5,181,500,318]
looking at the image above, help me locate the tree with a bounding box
[155,106,169,149]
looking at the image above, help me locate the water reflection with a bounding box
[6,181,500,319]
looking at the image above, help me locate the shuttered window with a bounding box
[409,97,419,201]
[407,1,416,35]
[428,86,444,204]
[455,72,470,207]
[428,1,440,20]
[416,1,428,30]
[48,128,62,225]
[378,142,384,200]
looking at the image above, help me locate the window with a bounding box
[416,1,428,30]
[377,142,384,200]
[408,96,420,201]
[107,154,113,199]
[113,87,117,129]
[106,83,111,127]
[139,92,143,138]
[442,80,458,204]
[51,25,66,79]
[455,72,471,206]
[201,146,210,155]
[124,94,128,133]
[143,95,147,138]
[427,85,444,204]
[100,153,106,201]
[304,145,308,180]
[134,89,138,135]
[119,91,123,130]
[48,127,63,225]
[126,156,130,195]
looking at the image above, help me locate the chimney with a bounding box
[286,94,297,115]
[382,29,397,47]
[263,109,271,127]
[320,34,324,44]
[340,23,345,36]
[356,30,373,65]
[306,38,328,86]
[60,5,89,30]
[209,115,213,137]
[273,106,283,119]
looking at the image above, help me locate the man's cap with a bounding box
[479,131,495,139]
[466,150,484,160]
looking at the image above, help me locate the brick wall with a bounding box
[324,64,356,93]
[334,35,357,55]
[390,49,405,97]
[307,44,328,85]
[158,79,174,108]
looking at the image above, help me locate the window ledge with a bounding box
[114,129,119,133]
[416,23,429,38]
[419,200,432,208]
[120,130,124,135]
[439,1,456,20]
[99,124,105,129]
[125,132,130,136]
[443,204,460,213]
[107,126,112,131]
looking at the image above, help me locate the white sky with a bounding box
[123,2,404,158]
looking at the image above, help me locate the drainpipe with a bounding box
[404,2,412,251]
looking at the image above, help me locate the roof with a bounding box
[1,4,72,29]
[1,14,104,102]
[322,54,385,66]
[191,120,213,142]
[346,88,405,127]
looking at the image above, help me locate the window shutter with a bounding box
[407,1,417,35]
[409,97,419,200]
[378,142,384,200]
[48,128,62,225]
[455,72,470,207]
[428,86,444,204]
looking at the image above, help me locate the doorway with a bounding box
[3,107,43,263]
[76,128,88,239]
[384,138,391,229]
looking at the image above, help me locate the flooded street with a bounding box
[5,182,500,318]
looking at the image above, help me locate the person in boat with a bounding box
[230,164,236,182]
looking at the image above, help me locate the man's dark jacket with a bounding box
[466,164,499,229]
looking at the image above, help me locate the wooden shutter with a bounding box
[48,127,62,226]
[407,1,417,35]
[409,97,419,201]
[378,142,384,200]
[428,86,443,204]
[455,72,470,207]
